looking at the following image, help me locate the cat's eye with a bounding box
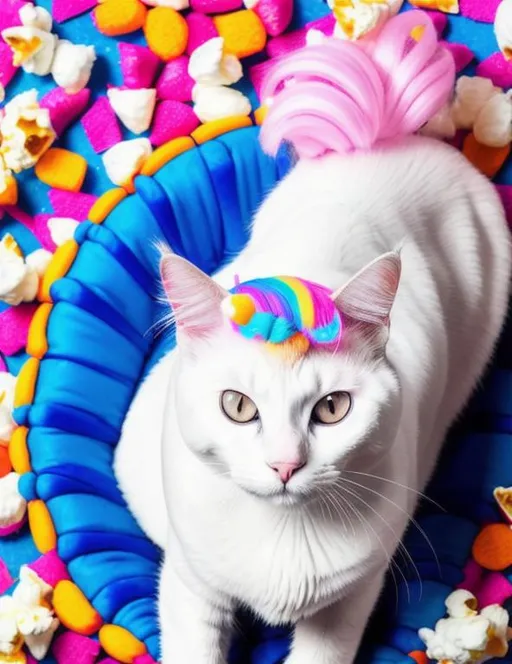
[311,391,351,425]
[221,390,259,424]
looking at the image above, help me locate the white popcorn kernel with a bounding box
[446,590,478,618]
[189,37,243,86]
[0,596,22,656]
[13,567,52,608]
[420,102,456,139]
[51,40,96,95]
[474,92,512,148]
[19,4,53,32]
[192,84,252,123]
[495,0,512,60]
[0,90,55,172]
[306,28,329,46]
[0,372,17,445]
[24,618,59,660]
[452,76,502,130]
[2,26,57,76]
[25,248,52,278]
[48,217,79,247]
[102,138,153,187]
[333,0,404,41]
[107,88,157,135]
[0,233,38,305]
[0,473,27,530]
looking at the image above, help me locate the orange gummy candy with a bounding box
[214,10,267,59]
[94,0,147,37]
[144,7,188,61]
[35,148,87,192]
[463,132,511,180]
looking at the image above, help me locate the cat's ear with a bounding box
[332,251,401,350]
[160,250,229,340]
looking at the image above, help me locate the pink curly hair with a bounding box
[260,10,456,159]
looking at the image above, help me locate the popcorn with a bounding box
[419,590,511,664]
[0,90,55,172]
[192,84,252,123]
[0,597,22,656]
[0,473,26,531]
[306,28,328,46]
[474,92,512,149]
[409,0,459,13]
[0,233,39,306]
[494,486,512,524]
[0,371,16,445]
[188,37,243,86]
[420,102,457,139]
[24,617,59,660]
[495,0,512,61]
[107,87,157,135]
[102,138,153,187]
[452,76,501,130]
[25,248,52,278]
[48,218,79,247]
[332,0,404,41]
[1,26,57,76]
[19,3,53,33]
[51,40,96,94]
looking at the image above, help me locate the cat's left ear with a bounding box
[160,250,229,340]
[332,251,401,350]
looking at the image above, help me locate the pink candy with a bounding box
[156,57,195,102]
[477,572,512,608]
[81,96,122,154]
[0,43,19,88]
[49,190,97,221]
[53,632,101,664]
[0,558,13,595]
[267,28,307,59]
[0,0,27,32]
[306,13,336,35]
[254,0,293,37]
[119,43,161,89]
[33,214,58,252]
[149,100,200,147]
[52,0,98,23]
[28,550,71,588]
[459,0,501,23]
[441,41,474,73]
[249,59,275,101]
[476,53,512,90]
[0,304,37,356]
[40,87,91,137]
[190,0,242,12]
[430,11,448,37]
[186,12,218,55]
[133,656,158,664]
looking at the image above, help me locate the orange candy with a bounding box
[472,523,512,571]
[144,7,188,61]
[0,445,13,478]
[463,132,511,180]
[0,176,18,205]
[94,0,147,37]
[53,581,103,635]
[35,148,87,192]
[214,10,267,59]
[409,0,459,13]
[408,651,428,664]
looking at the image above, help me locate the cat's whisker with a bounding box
[333,483,414,604]
[344,470,446,513]
[339,476,440,584]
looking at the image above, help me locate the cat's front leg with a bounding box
[159,543,233,664]
[285,568,387,664]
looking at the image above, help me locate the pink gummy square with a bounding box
[134,656,158,664]
[477,572,512,608]
[476,52,512,90]
[81,97,122,154]
[156,57,194,102]
[306,13,335,35]
[190,0,242,11]
[40,87,91,137]
[249,59,276,101]
[52,0,98,23]
[49,190,97,221]
[53,632,101,664]
[0,43,19,88]
[33,214,58,252]
[0,304,37,356]
[0,0,27,31]
[28,550,71,588]
[119,43,161,89]
[0,558,14,595]
[267,28,307,59]
[186,12,218,55]
[459,0,500,23]
[441,41,474,73]
[430,11,448,37]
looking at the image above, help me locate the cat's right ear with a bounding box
[332,251,401,352]
[160,249,229,340]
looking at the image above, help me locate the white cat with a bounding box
[116,134,511,664]
[115,12,512,663]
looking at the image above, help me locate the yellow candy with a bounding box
[14,358,39,408]
[228,294,256,326]
[27,303,52,358]
[53,581,103,635]
[214,10,267,59]
[144,7,188,61]
[28,499,57,554]
[409,0,459,14]
[38,240,79,303]
[94,0,148,37]
[89,188,127,225]
[99,624,147,663]
[9,426,31,474]
[35,148,87,192]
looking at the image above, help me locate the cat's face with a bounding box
[173,330,401,506]
[161,250,402,507]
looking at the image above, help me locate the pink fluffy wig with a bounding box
[260,10,456,159]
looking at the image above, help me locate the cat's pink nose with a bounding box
[269,462,305,484]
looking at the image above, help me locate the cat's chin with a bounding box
[238,483,312,508]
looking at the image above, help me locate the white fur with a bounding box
[115,136,511,664]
